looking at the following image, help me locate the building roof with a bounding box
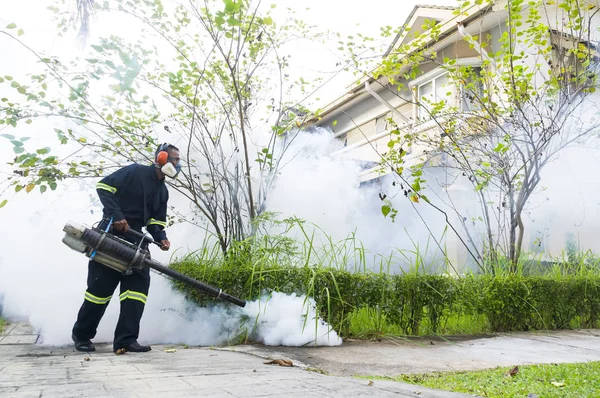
[383,4,459,57]
[306,2,492,124]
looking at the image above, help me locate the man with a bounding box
[71,143,181,353]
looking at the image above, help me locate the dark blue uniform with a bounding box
[72,164,169,350]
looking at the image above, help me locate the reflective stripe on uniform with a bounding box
[147,218,167,228]
[119,290,147,304]
[96,182,117,194]
[84,291,112,305]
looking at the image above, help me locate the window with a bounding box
[417,73,453,121]
[413,61,485,122]
[461,67,484,112]
[550,31,598,100]
[375,116,388,134]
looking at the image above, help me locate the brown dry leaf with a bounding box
[508,366,519,377]
[83,356,91,361]
[551,381,565,387]
[164,349,177,353]
[115,348,126,355]
[367,380,374,386]
[264,359,293,367]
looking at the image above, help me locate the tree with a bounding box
[0,0,317,254]
[75,0,94,43]
[351,0,600,271]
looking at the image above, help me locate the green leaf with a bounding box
[14,147,24,154]
[15,185,23,193]
[412,180,421,192]
[332,120,338,127]
[36,147,50,155]
[381,205,391,217]
[6,23,16,29]
[49,182,57,191]
[224,0,236,13]
[263,17,273,26]
[0,134,15,139]
[123,70,139,89]
[0,199,7,209]
[40,185,47,193]
[17,29,24,36]
[43,156,56,164]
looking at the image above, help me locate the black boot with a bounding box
[115,341,151,353]
[72,334,96,352]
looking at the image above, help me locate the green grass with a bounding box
[347,307,404,338]
[0,318,7,334]
[362,361,600,397]
[347,308,491,338]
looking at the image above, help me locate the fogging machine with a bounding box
[61,222,246,307]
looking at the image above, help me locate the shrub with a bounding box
[170,259,600,338]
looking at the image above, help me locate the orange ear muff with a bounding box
[156,151,169,166]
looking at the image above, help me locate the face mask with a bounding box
[161,162,181,178]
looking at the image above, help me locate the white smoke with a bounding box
[136,289,342,347]
[2,0,600,349]
[266,128,454,272]
[2,118,600,348]
[243,292,342,346]
[128,282,341,347]
[0,129,354,347]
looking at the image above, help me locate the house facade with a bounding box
[307,1,600,270]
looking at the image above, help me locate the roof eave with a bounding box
[307,2,494,124]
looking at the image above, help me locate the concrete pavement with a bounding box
[0,322,469,398]
[227,329,600,377]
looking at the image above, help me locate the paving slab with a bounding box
[0,345,468,398]
[0,322,469,398]
[0,322,38,345]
